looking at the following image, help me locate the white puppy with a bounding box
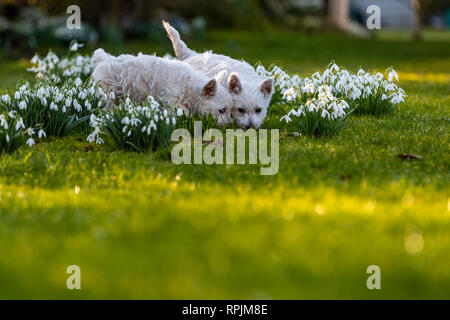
[163,21,274,129]
[92,49,233,125]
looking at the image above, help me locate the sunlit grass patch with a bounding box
[397,72,450,83]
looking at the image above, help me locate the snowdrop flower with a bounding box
[302,83,315,94]
[1,94,11,104]
[122,117,131,125]
[280,114,292,123]
[363,87,372,98]
[50,101,58,111]
[70,41,84,52]
[73,99,82,112]
[30,54,39,65]
[321,109,330,119]
[390,93,405,104]
[283,88,297,101]
[330,63,340,72]
[130,117,141,126]
[87,126,100,143]
[14,91,21,100]
[19,100,27,110]
[388,69,399,82]
[306,101,318,112]
[38,129,46,139]
[357,69,366,77]
[15,118,25,130]
[89,114,100,127]
[26,138,35,147]
[36,87,45,100]
[0,116,8,129]
[75,77,82,87]
[292,108,305,117]
[8,111,16,118]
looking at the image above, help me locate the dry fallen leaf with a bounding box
[397,153,422,161]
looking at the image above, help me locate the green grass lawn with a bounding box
[0,29,449,299]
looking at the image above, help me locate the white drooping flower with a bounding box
[15,118,25,130]
[26,138,35,147]
[50,101,58,111]
[388,69,399,82]
[73,99,82,112]
[18,100,27,110]
[1,94,11,104]
[38,129,47,139]
[0,115,8,129]
[70,41,84,52]
[283,88,297,101]
[75,77,82,87]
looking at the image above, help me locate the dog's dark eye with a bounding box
[255,107,262,113]
[219,107,227,114]
[238,108,245,113]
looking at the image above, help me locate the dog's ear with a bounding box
[260,78,274,98]
[228,73,242,95]
[202,79,217,98]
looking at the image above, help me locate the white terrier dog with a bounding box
[92,49,233,125]
[163,21,274,129]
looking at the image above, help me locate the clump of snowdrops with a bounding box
[0,78,106,138]
[27,40,93,83]
[87,95,181,152]
[306,64,406,115]
[256,62,406,137]
[280,84,350,137]
[0,110,39,154]
[258,62,406,115]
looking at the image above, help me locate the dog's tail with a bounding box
[162,20,196,60]
[92,48,111,66]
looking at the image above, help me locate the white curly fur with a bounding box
[163,21,274,129]
[92,49,233,125]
